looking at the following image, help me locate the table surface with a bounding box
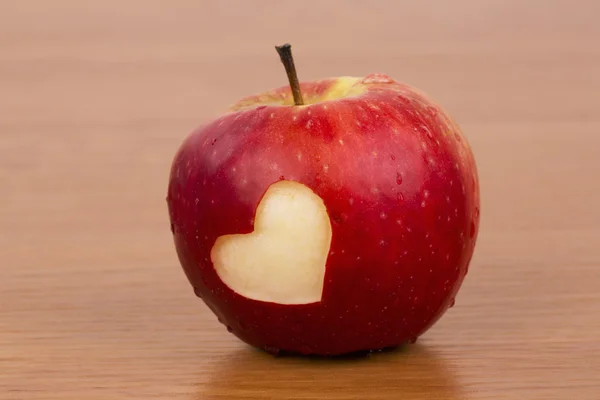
[2,1,599,399]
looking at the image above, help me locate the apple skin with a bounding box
[167,73,480,356]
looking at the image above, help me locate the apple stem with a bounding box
[275,43,304,106]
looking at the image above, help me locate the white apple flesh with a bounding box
[211,181,332,305]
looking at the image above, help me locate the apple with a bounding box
[166,44,480,356]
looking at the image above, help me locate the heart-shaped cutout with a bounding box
[210,180,332,304]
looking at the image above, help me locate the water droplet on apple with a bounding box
[193,287,203,298]
[397,193,404,203]
[474,206,480,219]
[299,344,313,355]
[238,320,249,332]
[426,106,438,117]
[211,138,217,145]
[256,105,267,110]
[420,124,433,139]
[169,223,175,234]
[470,220,476,238]
[409,337,418,344]
[226,325,233,333]
[362,73,395,84]
[279,175,285,180]
[264,345,281,356]
[331,208,349,223]
[331,212,343,224]
[390,154,396,160]
[449,298,456,308]
[396,173,403,185]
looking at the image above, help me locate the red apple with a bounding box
[166,44,480,356]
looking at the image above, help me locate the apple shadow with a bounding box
[197,343,463,399]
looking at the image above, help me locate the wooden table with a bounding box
[2,1,599,399]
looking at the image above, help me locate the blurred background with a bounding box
[1,1,599,399]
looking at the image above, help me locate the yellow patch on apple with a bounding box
[210,181,333,304]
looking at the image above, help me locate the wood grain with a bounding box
[1,1,599,399]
